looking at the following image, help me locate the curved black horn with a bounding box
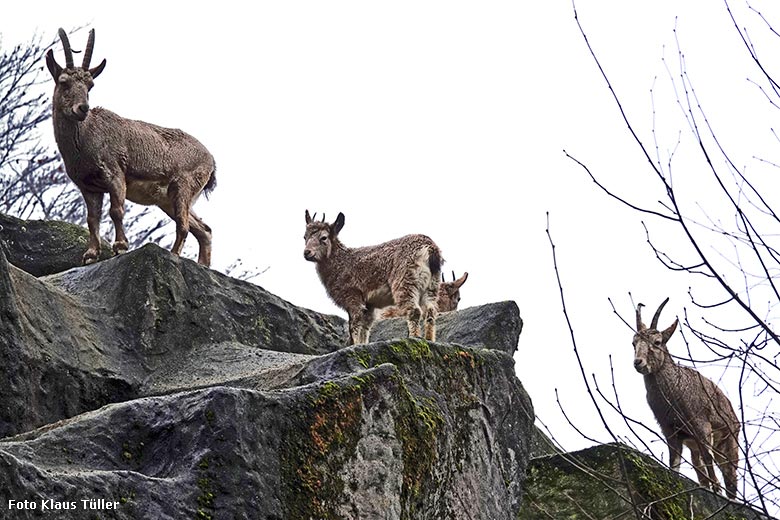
[636,303,646,331]
[311,212,318,222]
[58,28,74,69]
[650,298,670,329]
[321,213,326,222]
[451,270,456,282]
[82,29,95,69]
[441,273,445,283]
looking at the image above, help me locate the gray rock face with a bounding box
[0,240,534,518]
[372,300,522,356]
[0,213,113,276]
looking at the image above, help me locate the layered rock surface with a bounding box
[0,240,534,519]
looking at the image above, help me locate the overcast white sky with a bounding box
[6,0,780,506]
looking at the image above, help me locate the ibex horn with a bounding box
[635,303,645,331]
[311,212,318,222]
[82,29,95,69]
[650,298,670,330]
[321,213,326,222]
[441,273,445,283]
[452,270,456,282]
[58,28,74,69]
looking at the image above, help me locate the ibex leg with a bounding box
[685,441,710,488]
[714,436,740,499]
[422,275,438,342]
[81,190,104,265]
[346,299,374,345]
[392,280,423,339]
[107,180,128,255]
[695,430,722,494]
[188,209,212,266]
[666,435,683,471]
[167,182,190,256]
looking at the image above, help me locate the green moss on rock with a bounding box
[393,378,444,509]
[280,378,365,519]
[519,444,764,520]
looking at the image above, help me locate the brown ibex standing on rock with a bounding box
[303,211,442,345]
[46,28,216,266]
[633,298,740,498]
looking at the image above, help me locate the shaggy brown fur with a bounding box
[46,28,216,266]
[634,299,740,499]
[380,271,467,319]
[303,210,442,345]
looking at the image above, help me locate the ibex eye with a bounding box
[320,236,328,243]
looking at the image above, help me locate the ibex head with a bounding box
[46,28,107,122]
[437,271,469,312]
[632,297,678,375]
[303,210,344,262]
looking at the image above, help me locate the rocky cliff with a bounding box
[0,216,534,519]
[0,215,772,520]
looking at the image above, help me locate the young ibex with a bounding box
[46,28,216,266]
[633,298,740,498]
[303,211,442,345]
[436,270,468,312]
[380,270,468,319]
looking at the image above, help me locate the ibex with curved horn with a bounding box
[633,298,740,498]
[46,28,216,266]
[304,210,442,345]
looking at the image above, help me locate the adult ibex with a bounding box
[303,211,442,345]
[46,28,216,266]
[633,298,740,498]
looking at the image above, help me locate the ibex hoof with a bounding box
[82,252,98,265]
[112,242,128,255]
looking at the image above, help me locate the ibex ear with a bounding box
[332,212,345,236]
[454,272,468,288]
[305,209,313,224]
[89,58,106,79]
[661,318,678,342]
[46,49,62,79]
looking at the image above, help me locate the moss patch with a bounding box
[254,314,272,344]
[279,342,509,518]
[393,378,444,511]
[624,450,687,519]
[350,341,490,516]
[280,378,365,519]
[195,455,218,520]
[519,444,761,520]
[120,440,145,466]
[519,446,630,519]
